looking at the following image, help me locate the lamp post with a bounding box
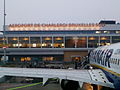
[3,0,6,63]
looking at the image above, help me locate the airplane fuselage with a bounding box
[89,43,120,89]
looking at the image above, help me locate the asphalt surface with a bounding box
[0,83,62,90]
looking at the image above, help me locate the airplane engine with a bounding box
[61,79,79,90]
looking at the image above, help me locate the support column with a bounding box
[87,36,88,48]
[18,37,20,48]
[98,36,100,46]
[64,36,65,48]
[29,36,31,48]
[52,36,54,48]
[110,36,112,44]
[6,37,8,45]
[41,36,42,48]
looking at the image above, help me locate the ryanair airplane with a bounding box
[89,42,120,89]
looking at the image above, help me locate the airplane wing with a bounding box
[0,67,114,88]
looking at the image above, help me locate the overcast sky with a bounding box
[0,0,120,30]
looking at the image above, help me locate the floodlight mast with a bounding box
[3,0,6,62]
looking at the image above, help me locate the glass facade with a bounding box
[0,31,120,63]
[0,37,7,48]
[88,36,99,48]
[0,36,120,48]
[53,37,64,48]
[0,37,4,48]
[8,55,63,62]
[19,37,29,48]
[42,37,52,48]
[8,37,19,48]
[65,36,87,48]
[65,37,75,48]
[77,37,87,48]
[30,37,41,48]
[100,36,110,46]
[112,36,120,43]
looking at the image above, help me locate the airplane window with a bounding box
[112,59,113,63]
[118,59,120,65]
[113,59,115,64]
[115,59,117,64]
[109,59,111,63]
[112,59,114,63]
[112,59,115,64]
[114,59,116,64]
[112,59,114,64]
[115,59,116,64]
[113,60,115,64]
[114,49,120,55]
[111,59,113,63]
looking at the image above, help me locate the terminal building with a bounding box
[0,20,120,63]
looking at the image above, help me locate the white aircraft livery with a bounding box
[89,42,120,89]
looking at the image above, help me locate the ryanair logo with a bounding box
[89,49,113,68]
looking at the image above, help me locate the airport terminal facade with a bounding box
[0,21,120,63]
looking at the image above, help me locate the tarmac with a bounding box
[0,83,62,90]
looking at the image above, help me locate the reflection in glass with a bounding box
[19,37,29,48]
[30,37,41,48]
[8,37,19,48]
[88,36,99,48]
[65,37,75,48]
[73,37,79,48]
[112,36,120,43]
[65,36,87,48]
[77,37,87,48]
[53,37,64,48]
[100,36,110,46]
[42,37,52,48]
